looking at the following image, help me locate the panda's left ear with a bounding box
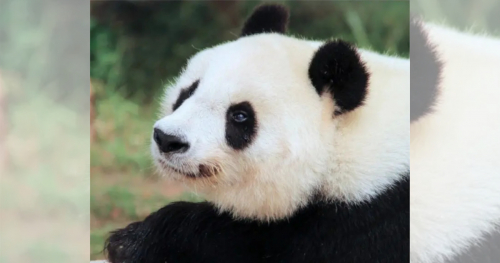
[308,40,369,115]
[240,4,289,37]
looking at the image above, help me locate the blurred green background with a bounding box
[90,1,409,259]
[412,0,500,35]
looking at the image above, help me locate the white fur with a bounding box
[410,23,500,263]
[152,33,409,221]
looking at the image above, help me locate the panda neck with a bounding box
[320,50,410,203]
[310,174,408,221]
[235,174,408,223]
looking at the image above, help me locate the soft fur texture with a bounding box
[309,40,369,114]
[410,21,500,263]
[410,18,441,122]
[106,4,410,263]
[151,29,409,223]
[240,4,289,37]
[106,177,409,263]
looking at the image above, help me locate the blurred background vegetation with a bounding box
[90,1,408,259]
[411,0,500,35]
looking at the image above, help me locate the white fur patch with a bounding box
[410,23,500,263]
[152,33,409,221]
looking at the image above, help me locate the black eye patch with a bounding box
[172,80,199,111]
[225,101,257,150]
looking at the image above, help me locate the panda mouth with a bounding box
[158,159,215,178]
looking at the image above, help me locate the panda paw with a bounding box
[103,202,204,263]
[105,221,144,263]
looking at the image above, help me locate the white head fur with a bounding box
[410,21,500,263]
[151,5,409,221]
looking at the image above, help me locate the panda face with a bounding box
[151,5,409,221]
[152,33,331,220]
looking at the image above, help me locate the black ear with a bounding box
[241,4,289,37]
[308,40,369,115]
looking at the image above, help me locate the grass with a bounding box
[90,81,203,259]
[91,86,157,173]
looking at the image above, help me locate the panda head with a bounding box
[152,4,408,221]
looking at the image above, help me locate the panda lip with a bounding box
[171,166,198,178]
[157,159,213,178]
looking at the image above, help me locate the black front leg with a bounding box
[104,201,264,263]
[105,202,204,263]
[105,202,211,263]
[105,221,145,262]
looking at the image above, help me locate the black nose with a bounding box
[153,128,190,154]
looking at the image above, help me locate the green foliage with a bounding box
[90,19,122,94]
[286,2,409,56]
[92,186,138,219]
[90,1,409,101]
[91,90,156,173]
[91,224,119,258]
[412,0,500,36]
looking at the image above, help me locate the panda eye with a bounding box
[231,111,248,123]
[189,90,195,96]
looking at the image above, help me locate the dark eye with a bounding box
[231,111,248,123]
[189,89,195,96]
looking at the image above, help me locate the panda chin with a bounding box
[170,167,198,179]
[157,158,216,179]
[173,165,216,179]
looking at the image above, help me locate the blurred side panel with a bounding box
[411,0,500,262]
[0,0,90,262]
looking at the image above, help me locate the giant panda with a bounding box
[410,19,500,263]
[104,5,410,263]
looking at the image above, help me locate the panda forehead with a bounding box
[178,34,315,96]
[184,35,311,77]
